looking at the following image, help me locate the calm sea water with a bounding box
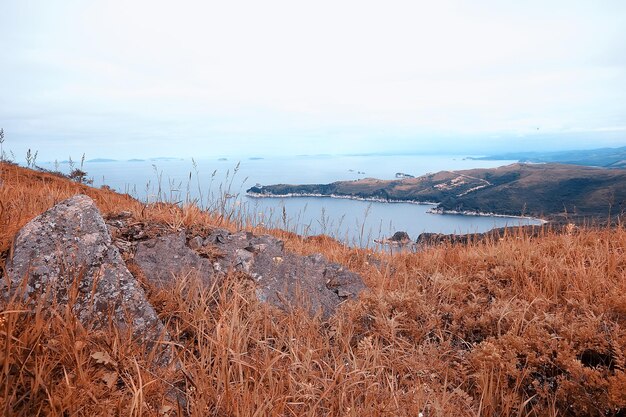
[42,154,542,247]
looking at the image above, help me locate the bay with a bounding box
[42,154,542,247]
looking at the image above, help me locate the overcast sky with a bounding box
[1,0,625,159]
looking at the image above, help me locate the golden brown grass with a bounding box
[1,162,625,416]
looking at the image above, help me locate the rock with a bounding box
[133,232,214,287]
[374,231,412,246]
[4,195,171,361]
[234,248,254,273]
[390,231,411,243]
[415,225,549,247]
[415,232,454,246]
[188,235,204,250]
[205,229,366,319]
[131,227,366,319]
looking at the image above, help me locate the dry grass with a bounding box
[1,162,625,416]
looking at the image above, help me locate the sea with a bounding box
[41,154,543,248]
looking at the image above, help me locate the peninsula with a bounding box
[247,163,626,223]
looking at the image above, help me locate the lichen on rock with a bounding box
[4,194,171,362]
[127,225,366,319]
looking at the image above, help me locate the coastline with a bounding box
[246,191,547,223]
[426,207,548,223]
[246,191,439,206]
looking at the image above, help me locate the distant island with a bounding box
[87,158,117,163]
[470,146,626,168]
[248,163,626,223]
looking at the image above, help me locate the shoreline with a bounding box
[246,191,547,223]
[426,207,548,223]
[246,191,439,206]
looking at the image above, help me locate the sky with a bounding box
[1,0,625,159]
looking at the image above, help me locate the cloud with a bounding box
[0,0,624,159]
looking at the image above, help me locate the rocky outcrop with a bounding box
[4,193,365,356]
[374,231,412,246]
[416,225,551,247]
[134,232,214,287]
[122,226,366,319]
[3,195,171,359]
[390,231,411,243]
[205,229,365,319]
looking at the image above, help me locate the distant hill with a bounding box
[471,146,626,168]
[248,163,626,222]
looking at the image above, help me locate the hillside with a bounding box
[470,146,626,168]
[248,163,626,222]
[1,162,626,416]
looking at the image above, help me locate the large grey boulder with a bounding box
[134,231,213,286]
[130,227,366,319]
[4,195,170,357]
[209,230,366,318]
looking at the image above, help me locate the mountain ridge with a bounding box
[470,145,626,168]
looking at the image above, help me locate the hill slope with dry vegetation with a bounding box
[249,163,626,222]
[1,161,625,416]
